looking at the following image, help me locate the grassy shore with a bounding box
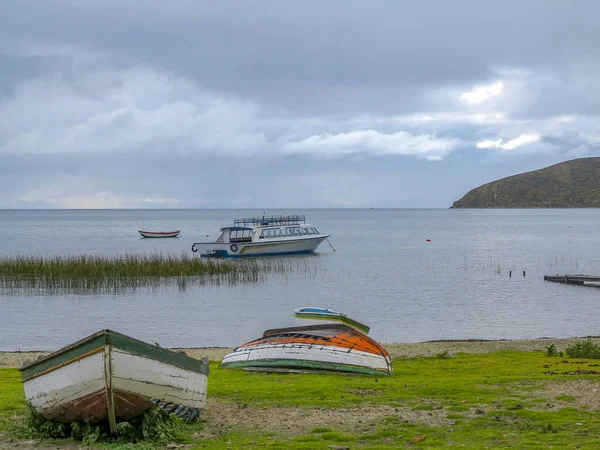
[2,346,600,449]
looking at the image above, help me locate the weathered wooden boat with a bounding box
[220,323,393,376]
[19,329,209,434]
[294,307,370,334]
[138,230,180,238]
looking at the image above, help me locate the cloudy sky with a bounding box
[1,0,599,208]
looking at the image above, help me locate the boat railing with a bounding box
[234,215,306,226]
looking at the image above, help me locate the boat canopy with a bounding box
[234,215,305,227]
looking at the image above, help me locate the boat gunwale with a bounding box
[21,347,105,383]
[235,323,391,361]
[294,314,370,333]
[19,329,209,379]
[192,234,331,258]
[19,329,107,371]
[220,358,392,376]
[138,230,180,234]
[262,323,357,337]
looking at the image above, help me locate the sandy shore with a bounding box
[2,336,600,369]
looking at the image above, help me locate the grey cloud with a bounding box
[2,1,599,115]
[1,1,600,208]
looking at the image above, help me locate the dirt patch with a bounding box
[4,337,600,369]
[174,347,231,362]
[0,438,81,450]
[384,336,600,358]
[0,352,46,370]
[534,379,600,411]
[201,398,452,437]
[348,388,381,398]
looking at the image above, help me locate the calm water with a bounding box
[1,209,600,351]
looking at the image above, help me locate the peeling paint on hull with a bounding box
[19,330,209,428]
[42,388,155,423]
[221,324,393,376]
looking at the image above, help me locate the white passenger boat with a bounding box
[191,215,330,257]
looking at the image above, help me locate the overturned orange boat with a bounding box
[220,323,393,376]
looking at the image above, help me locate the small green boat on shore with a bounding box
[19,329,209,434]
[294,307,370,334]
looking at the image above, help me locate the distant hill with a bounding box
[452,157,600,208]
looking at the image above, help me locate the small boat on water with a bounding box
[294,307,370,334]
[19,329,209,434]
[138,230,180,238]
[220,323,393,376]
[191,214,330,257]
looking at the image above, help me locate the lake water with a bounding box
[1,208,599,351]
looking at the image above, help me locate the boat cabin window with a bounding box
[260,229,276,238]
[259,227,320,238]
[216,231,225,243]
[230,229,253,243]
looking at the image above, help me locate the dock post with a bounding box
[509,271,512,277]
[523,271,526,277]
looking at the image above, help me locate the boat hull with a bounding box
[20,330,209,428]
[193,235,329,258]
[221,324,393,376]
[294,307,370,334]
[138,230,180,238]
[222,343,390,375]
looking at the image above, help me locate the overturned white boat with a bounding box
[221,323,393,376]
[19,330,209,434]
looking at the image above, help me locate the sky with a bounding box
[1,0,599,208]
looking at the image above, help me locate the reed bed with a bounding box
[0,253,312,294]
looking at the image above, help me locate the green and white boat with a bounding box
[19,329,209,434]
[294,307,370,334]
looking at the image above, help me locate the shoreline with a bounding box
[3,336,600,369]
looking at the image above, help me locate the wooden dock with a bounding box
[544,274,600,285]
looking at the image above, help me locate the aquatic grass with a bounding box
[0,253,252,278]
[0,253,317,294]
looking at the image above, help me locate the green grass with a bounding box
[555,395,577,402]
[0,253,305,293]
[0,370,27,422]
[3,351,600,448]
